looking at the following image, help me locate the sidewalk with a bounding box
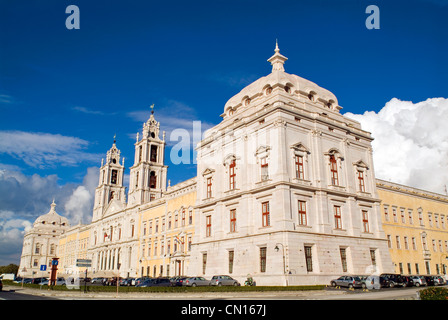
[3,285,347,300]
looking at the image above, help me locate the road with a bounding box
[0,288,59,300]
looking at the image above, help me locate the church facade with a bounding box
[18,45,447,285]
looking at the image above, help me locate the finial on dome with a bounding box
[150,103,155,115]
[113,133,116,144]
[267,40,288,72]
[50,199,56,213]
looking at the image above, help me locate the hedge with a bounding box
[419,287,448,300]
[4,280,324,293]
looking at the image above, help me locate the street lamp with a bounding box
[275,243,288,286]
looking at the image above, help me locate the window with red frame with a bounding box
[295,155,304,180]
[362,210,369,233]
[298,200,307,226]
[206,177,212,198]
[334,205,342,229]
[330,155,339,185]
[230,209,236,232]
[357,170,365,192]
[229,159,236,189]
[206,215,211,237]
[262,201,270,227]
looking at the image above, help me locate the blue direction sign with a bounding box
[40,265,47,271]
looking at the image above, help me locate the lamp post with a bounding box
[275,243,288,286]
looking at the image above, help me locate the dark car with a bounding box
[379,273,405,288]
[136,277,171,287]
[0,279,3,291]
[424,275,436,286]
[400,276,414,287]
[170,276,188,287]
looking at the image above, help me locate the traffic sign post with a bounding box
[76,259,92,293]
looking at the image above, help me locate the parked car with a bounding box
[330,276,364,289]
[410,275,427,287]
[91,277,104,284]
[184,277,210,287]
[433,275,446,285]
[400,276,414,287]
[41,277,66,286]
[170,276,188,287]
[379,274,405,288]
[0,279,3,291]
[136,277,171,287]
[210,275,240,286]
[423,275,437,286]
[32,277,48,284]
[119,278,135,286]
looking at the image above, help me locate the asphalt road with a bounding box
[0,288,59,300]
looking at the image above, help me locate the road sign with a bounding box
[40,265,47,271]
[76,259,92,267]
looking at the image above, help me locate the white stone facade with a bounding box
[188,44,394,285]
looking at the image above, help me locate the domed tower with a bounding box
[92,137,126,222]
[18,201,70,278]
[128,105,168,206]
[190,43,394,285]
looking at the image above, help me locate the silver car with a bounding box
[410,275,427,287]
[210,275,240,286]
[184,277,210,287]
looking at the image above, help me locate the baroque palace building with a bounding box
[18,45,448,285]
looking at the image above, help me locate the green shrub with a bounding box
[419,287,448,300]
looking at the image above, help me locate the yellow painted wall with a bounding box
[137,186,197,277]
[377,180,448,275]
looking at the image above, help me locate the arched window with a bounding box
[329,154,339,186]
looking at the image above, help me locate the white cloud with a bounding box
[0,130,100,168]
[0,166,99,264]
[345,97,448,194]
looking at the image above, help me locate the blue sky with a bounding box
[0,0,447,265]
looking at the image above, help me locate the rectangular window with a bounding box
[230,209,237,232]
[206,215,211,237]
[370,249,377,266]
[362,210,369,233]
[262,201,270,227]
[206,177,212,198]
[408,209,413,224]
[228,250,234,274]
[182,209,186,226]
[229,159,236,190]
[260,247,267,273]
[298,200,307,226]
[295,155,304,180]
[304,246,313,272]
[357,170,365,192]
[400,208,405,224]
[396,236,401,249]
[261,157,269,181]
[330,155,339,186]
[189,210,193,225]
[387,235,392,248]
[334,206,342,229]
[202,253,207,274]
[384,205,389,222]
[340,248,347,272]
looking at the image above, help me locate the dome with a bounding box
[223,43,339,115]
[33,201,70,229]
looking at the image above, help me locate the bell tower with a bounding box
[128,105,168,206]
[92,136,126,222]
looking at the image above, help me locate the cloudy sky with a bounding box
[0,0,447,265]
